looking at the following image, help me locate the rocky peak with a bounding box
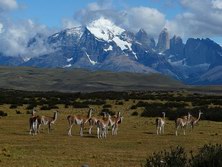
[170,35,184,59]
[156,28,170,52]
[135,29,155,49]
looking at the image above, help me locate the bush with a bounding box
[190,144,222,167]
[0,110,7,117]
[130,105,137,109]
[145,146,187,167]
[100,109,116,116]
[10,104,18,109]
[26,104,37,110]
[131,111,139,116]
[103,104,112,108]
[115,101,124,105]
[40,105,58,110]
[144,144,222,167]
[16,110,22,114]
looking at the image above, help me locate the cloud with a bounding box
[0,19,53,57]
[62,18,80,29]
[212,0,222,9]
[122,7,166,36]
[166,0,222,39]
[72,1,166,37]
[0,0,56,58]
[0,0,18,12]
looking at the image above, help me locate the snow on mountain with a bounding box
[52,26,83,39]
[87,17,133,52]
[104,45,113,52]
[67,57,73,62]
[85,52,97,65]
[87,17,124,41]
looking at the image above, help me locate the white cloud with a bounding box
[0,22,3,33]
[0,0,18,11]
[122,7,166,36]
[62,18,80,29]
[212,0,222,9]
[72,1,166,37]
[0,19,54,57]
[165,0,222,40]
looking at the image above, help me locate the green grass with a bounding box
[0,100,222,167]
[0,66,183,92]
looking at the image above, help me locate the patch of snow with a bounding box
[66,26,83,37]
[113,37,132,51]
[63,64,72,68]
[104,45,113,52]
[85,52,97,65]
[87,17,124,41]
[23,57,31,62]
[52,33,59,38]
[132,51,138,60]
[67,57,73,62]
[135,41,142,45]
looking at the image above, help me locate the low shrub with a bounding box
[144,144,222,167]
[0,110,7,117]
[131,111,139,116]
[103,104,112,108]
[16,110,22,114]
[190,144,222,167]
[145,146,187,167]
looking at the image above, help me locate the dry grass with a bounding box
[0,101,222,167]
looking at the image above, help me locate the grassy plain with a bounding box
[0,98,222,167]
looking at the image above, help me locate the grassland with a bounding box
[0,66,183,92]
[0,90,222,167]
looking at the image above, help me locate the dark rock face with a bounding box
[0,54,24,66]
[169,35,184,60]
[184,38,222,66]
[156,28,170,52]
[135,29,155,49]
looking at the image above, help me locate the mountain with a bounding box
[0,17,222,85]
[156,28,170,52]
[23,18,175,76]
[0,53,24,66]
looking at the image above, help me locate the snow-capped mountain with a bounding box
[1,17,222,85]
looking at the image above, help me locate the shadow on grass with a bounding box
[143,131,175,136]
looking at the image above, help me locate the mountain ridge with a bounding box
[0,17,222,85]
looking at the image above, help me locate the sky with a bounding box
[0,0,222,56]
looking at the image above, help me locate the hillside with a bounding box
[0,66,183,92]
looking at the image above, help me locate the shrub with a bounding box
[131,111,139,116]
[190,144,222,167]
[130,105,137,109]
[145,146,187,167]
[103,104,112,108]
[26,104,37,110]
[0,110,7,117]
[116,101,124,105]
[100,109,116,116]
[40,105,58,110]
[144,144,222,167]
[72,102,89,108]
[16,110,22,114]
[10,104,18,109]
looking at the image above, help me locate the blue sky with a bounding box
[0,0,222,56]
[11,0,182,28]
